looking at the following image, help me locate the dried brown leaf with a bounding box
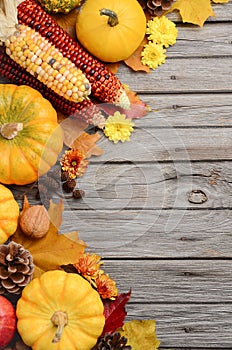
[47,199,64,231]
[61,116,88,148]
[124,37,150,73]
[72,132,104,157]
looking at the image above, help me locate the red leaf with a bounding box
[102,290,131,335]
[99,86,150,120]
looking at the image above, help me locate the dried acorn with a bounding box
[19,205,50,238]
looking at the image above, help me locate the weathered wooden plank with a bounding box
[127,304,232,347]
[135,93,232,127]
[167,23,232,58]
[103,260,232,303]
[60,209,232,258]
[55,161,232,209]
[117,58,232,93]
[93,127,232,162]
[11,161,232,210]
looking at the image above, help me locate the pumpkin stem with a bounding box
[100,8,119,27]
[51,311,68,343]
[0,122,23,140]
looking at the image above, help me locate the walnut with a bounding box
[19,205,50,238]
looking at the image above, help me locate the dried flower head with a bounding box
[103,112,134,143]
[73,253,103,282]
[96,273,118,300]
[146,16,178,48]
[60,149,89,179]
[141,42,166,70]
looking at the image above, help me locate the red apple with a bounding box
[0,296,16,349]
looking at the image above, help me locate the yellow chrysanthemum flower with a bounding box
[141,42,166,70]
[147,16,178,48]
[104,111,134,143]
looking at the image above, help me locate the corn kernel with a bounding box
[59,66,66,75]
[61,86,67,93]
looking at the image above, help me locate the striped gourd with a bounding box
[0,45,100,124]
[0,0,91,104]
[17,0,131,110]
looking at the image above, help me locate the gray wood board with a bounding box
[134,93,232,127]
[117,58,232,94]
[60,209,232,258]
[103,260,232,303]
[127,304,232,347]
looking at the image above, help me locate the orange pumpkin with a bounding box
[0,184,19,244]
[0,84,63,185]
[16,270,105,350]
[76,0,147,62]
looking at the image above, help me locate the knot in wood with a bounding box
[188,190,208,204]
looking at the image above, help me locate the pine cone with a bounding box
[0,242,34,294]
[138,0,176,16]
[97,333,131,350]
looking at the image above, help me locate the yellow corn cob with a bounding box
[5,24,91,103]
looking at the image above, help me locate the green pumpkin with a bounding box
[38,0,84,13]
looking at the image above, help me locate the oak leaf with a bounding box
[12,214,86,279]
[170,0,215,26]
[118,320,161,350]
[102,290,131,335]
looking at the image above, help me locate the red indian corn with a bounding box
[0,44,100,124]
[17,0,131,110]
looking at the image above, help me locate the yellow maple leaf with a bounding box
[118,320,161,350]
[170,0,215,26]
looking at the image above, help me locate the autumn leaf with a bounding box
[61,116,88,148]
[47,199,64,231]
[100,85,150,120]
[118,320,161,350]
[169,0,215,26]
[124,37,150,73]
[105,62,121,74]
[12,224,86,279]
[102,290,131,335]
[212,0,229,2]
[72,132,104,157]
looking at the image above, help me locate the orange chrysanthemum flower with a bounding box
[60,149,89,179]
[73,253,103,282]
[96,273,118,300]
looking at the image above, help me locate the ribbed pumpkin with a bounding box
[0,184,19,244]
[0,84,63,185]
[76,0,147,62]
[16,270,105,350]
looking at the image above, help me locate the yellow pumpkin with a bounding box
[76,0,147,62]
[0,184,19,244]
[0,84,63,185]
[16,270,105,350]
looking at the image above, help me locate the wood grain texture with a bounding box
[127,304,232,347]
[103,260,232,303]
[117,58,232,94]
[60,209,232,258]
[135,94,232,127]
